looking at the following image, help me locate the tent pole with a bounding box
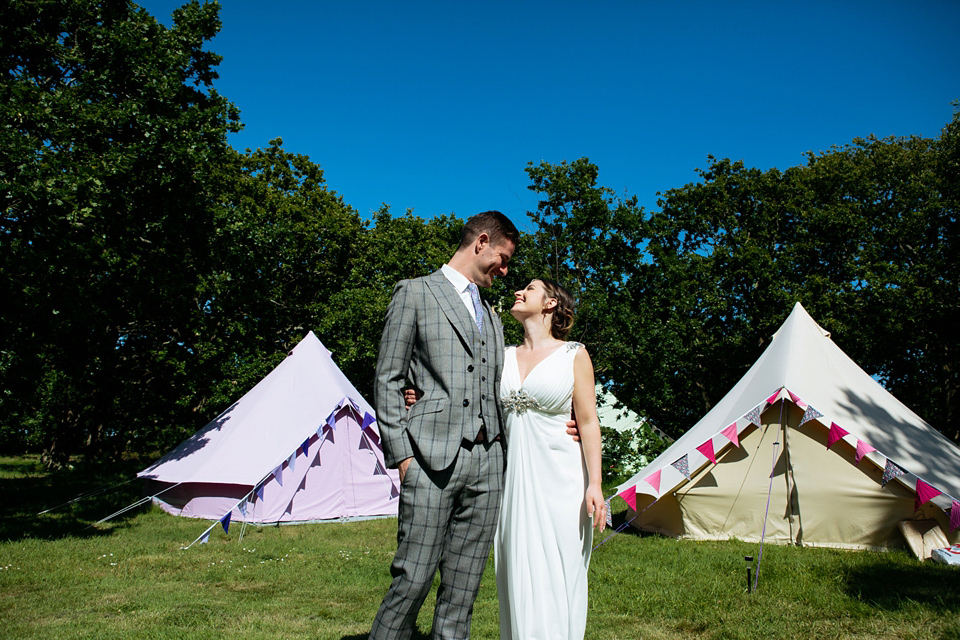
[782,401,796,545]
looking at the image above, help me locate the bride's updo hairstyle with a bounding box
[539,279,575,340]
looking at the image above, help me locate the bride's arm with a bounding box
[572,346,605,531]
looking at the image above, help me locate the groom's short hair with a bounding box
[459,211,519,249]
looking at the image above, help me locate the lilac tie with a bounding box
[467,283,484,332]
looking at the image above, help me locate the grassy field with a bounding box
[2,455,960,639]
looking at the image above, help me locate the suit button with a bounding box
[467,365,475,373]
[482,358,486,363]
[463,399,470,407]
[481,376,486,382]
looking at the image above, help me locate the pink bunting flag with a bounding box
[766,389,782,405]
[619,484,638,511]
[951,501,960,532]
[826,422,849,449]
[788,390,805,408]
[644,468,662,494]
[914,479,942,512]
[721,423,740,448]
[697,439,717,465]
[855,440,876,466]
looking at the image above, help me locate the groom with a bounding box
[369,211,519,640]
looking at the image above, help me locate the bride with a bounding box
[496,278,605,640]
[408,278,605,639]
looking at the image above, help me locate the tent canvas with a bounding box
[615,303,960,550]
[138,332,399,524]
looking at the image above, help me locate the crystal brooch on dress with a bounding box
[501,389,542,415]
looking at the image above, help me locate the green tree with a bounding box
[0,0,239,464]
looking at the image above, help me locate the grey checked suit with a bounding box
[370,269,506,640]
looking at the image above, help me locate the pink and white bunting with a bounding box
[854,440,876,466]
[766,388,783,405]
[721,423,740,448]
[619,484,637,511]
[826,423,849,449]
[644,469,662,494]
[952,501,960,532]
[697,439,717,465]
[915,479,942,512]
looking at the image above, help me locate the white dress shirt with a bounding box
[441,264,479,320]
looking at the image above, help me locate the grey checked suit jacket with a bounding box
[374,269,506,471]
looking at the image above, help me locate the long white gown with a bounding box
[495,342,593,640]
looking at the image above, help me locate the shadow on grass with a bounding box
[0,456,148,542]
[843,559,960,612]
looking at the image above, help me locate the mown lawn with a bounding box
[2,455,959,639]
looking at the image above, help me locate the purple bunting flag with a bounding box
[881,459,905,487]
[374,460,387,476]
[301,438,311,457]
[255,483,265,502]
[390,482,400,499]
[220,511,231,534]
[273,465,283,487]
[951,501,960,532]
[362,412,377,430]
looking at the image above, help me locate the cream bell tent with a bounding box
[615,303,960,550]
[138,332,399,526]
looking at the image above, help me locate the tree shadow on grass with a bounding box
[843,559,960,612]
[0,456,147,542]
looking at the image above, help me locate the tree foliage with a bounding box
[522,108,960,442]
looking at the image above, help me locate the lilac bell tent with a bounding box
[139,332,399,524]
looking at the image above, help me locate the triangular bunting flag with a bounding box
[855,440,876,465]
[255,483,265,502]
[374,460,387,476]
[272,465,283,487]
[220,511,231,534]
[390,482,400,499]
[362,412,376,430]
[239,500,247,516]
[826,422,849,449]
[915,479,942,512]
[766,389,782,405]
[643,470,662,494]
[323,424,335,443]
[326,412,337,430]
[951,501,960,532]
[301,438,310,457]
[744,405,764,427]
[288,452,296,474]
[200,531,210,544]
[619,484,637,511]
[672,454,691,479]
[721,423,740,448]
[696,440,716,465]
[788,390,805,408]
[799,404,823,426]
[881,459,905,486]
[359,433,372,451]
[604,497,613,528]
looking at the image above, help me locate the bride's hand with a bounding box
[585,485,606,532]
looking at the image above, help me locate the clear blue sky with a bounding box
[140,0,959,231]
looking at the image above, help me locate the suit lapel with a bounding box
[426,271,478,350]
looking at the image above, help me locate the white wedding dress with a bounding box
[495,342,593,640]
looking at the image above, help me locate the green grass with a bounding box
[2,455,960,639]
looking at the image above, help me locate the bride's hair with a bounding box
[539,279,575,340]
